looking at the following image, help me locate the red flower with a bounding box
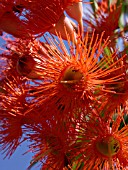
[95,52,128,115]
[83,1,122,47]
[26,119,74,169]
[0,75,34,157]
[69,114,128,169]
[1,38,50,79]
[0,101,23,157]
[20,31,126,121]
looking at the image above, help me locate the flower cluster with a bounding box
[0,0,128,169]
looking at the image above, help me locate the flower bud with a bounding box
[49,14,77,43]
[66,2,83,35]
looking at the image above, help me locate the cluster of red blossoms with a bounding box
[0,0,128,169]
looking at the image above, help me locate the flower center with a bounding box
[16,55,36,76]
[96,136,120,157]
[60,66,83,87]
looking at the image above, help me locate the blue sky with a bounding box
[0,141,34,170]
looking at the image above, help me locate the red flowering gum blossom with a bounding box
[26,119,72,170]
[0,116,23,158]
[83,1,122,46]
